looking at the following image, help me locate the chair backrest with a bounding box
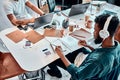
[18,69,45,80]
[0,53,25,80]
[47,0,56,12]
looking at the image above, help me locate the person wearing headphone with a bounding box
[4,0,45,26]
[47,14,120,80]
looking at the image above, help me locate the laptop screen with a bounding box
[69,3,90,17]
[33,13,54,29]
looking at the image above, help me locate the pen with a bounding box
[51,43,66,52]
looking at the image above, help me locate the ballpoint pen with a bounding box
[58,39,72,51]
[51,43,66,52]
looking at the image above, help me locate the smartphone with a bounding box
[42,48,51,55]
[17,25,23,30]
[25,41,31,46]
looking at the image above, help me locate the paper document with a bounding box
[6,30,26,43]
[60,36,80,51]
[50,39,67,53]
[25,30,44,44]
[44,28,64,37]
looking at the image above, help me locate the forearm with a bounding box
[59,52,71,67]
[26,1,44,16]
[7,14,35,26]
[85,45,94,51]
[31,5,44,15]
[12,18,35,26]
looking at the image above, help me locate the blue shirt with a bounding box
[67,41,120,80]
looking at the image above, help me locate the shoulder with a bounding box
[3,0,13,13]
[4,0,16,9]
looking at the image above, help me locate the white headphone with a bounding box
[99,15,113,39]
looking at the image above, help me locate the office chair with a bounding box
[18,68,45,80]
[47,0,56,12]
[0,53,25,80]
[47,0,69,13]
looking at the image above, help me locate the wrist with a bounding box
[59,52,65,57]
[43,13,45,15]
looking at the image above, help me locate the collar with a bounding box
[95,41,119,52]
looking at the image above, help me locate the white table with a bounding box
[0,26,82,71]
[0,6,93,71]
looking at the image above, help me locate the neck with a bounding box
[101,37,115,48]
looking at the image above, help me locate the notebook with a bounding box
[33,13,54,29]
[69,28,92,41]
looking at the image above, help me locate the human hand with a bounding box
[16,17,35,25]
[29,17,35,23]
[78,40,87,46]
[23,17,35,24]
[55,46,64,57]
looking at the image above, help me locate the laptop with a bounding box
[61,3,90,18]
[69,3,90,17]
[33,13,54,29]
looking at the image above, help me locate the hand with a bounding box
[16,17,35,25]
[29,17,35,23]
[55,46,64,57]
[78,40,87,46]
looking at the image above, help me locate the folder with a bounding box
[25,30,44,44]
[43,28,64,37]
[6,30,26,43]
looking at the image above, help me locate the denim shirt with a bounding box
[67,41,120,80]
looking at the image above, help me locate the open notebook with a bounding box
[70,28,93,41]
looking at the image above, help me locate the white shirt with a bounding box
[0,0,13,53]
[4,0,32,20]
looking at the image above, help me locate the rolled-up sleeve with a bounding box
[67,61,102,80]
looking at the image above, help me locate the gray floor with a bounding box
[6,66,120,80]
[6,66,71,80]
